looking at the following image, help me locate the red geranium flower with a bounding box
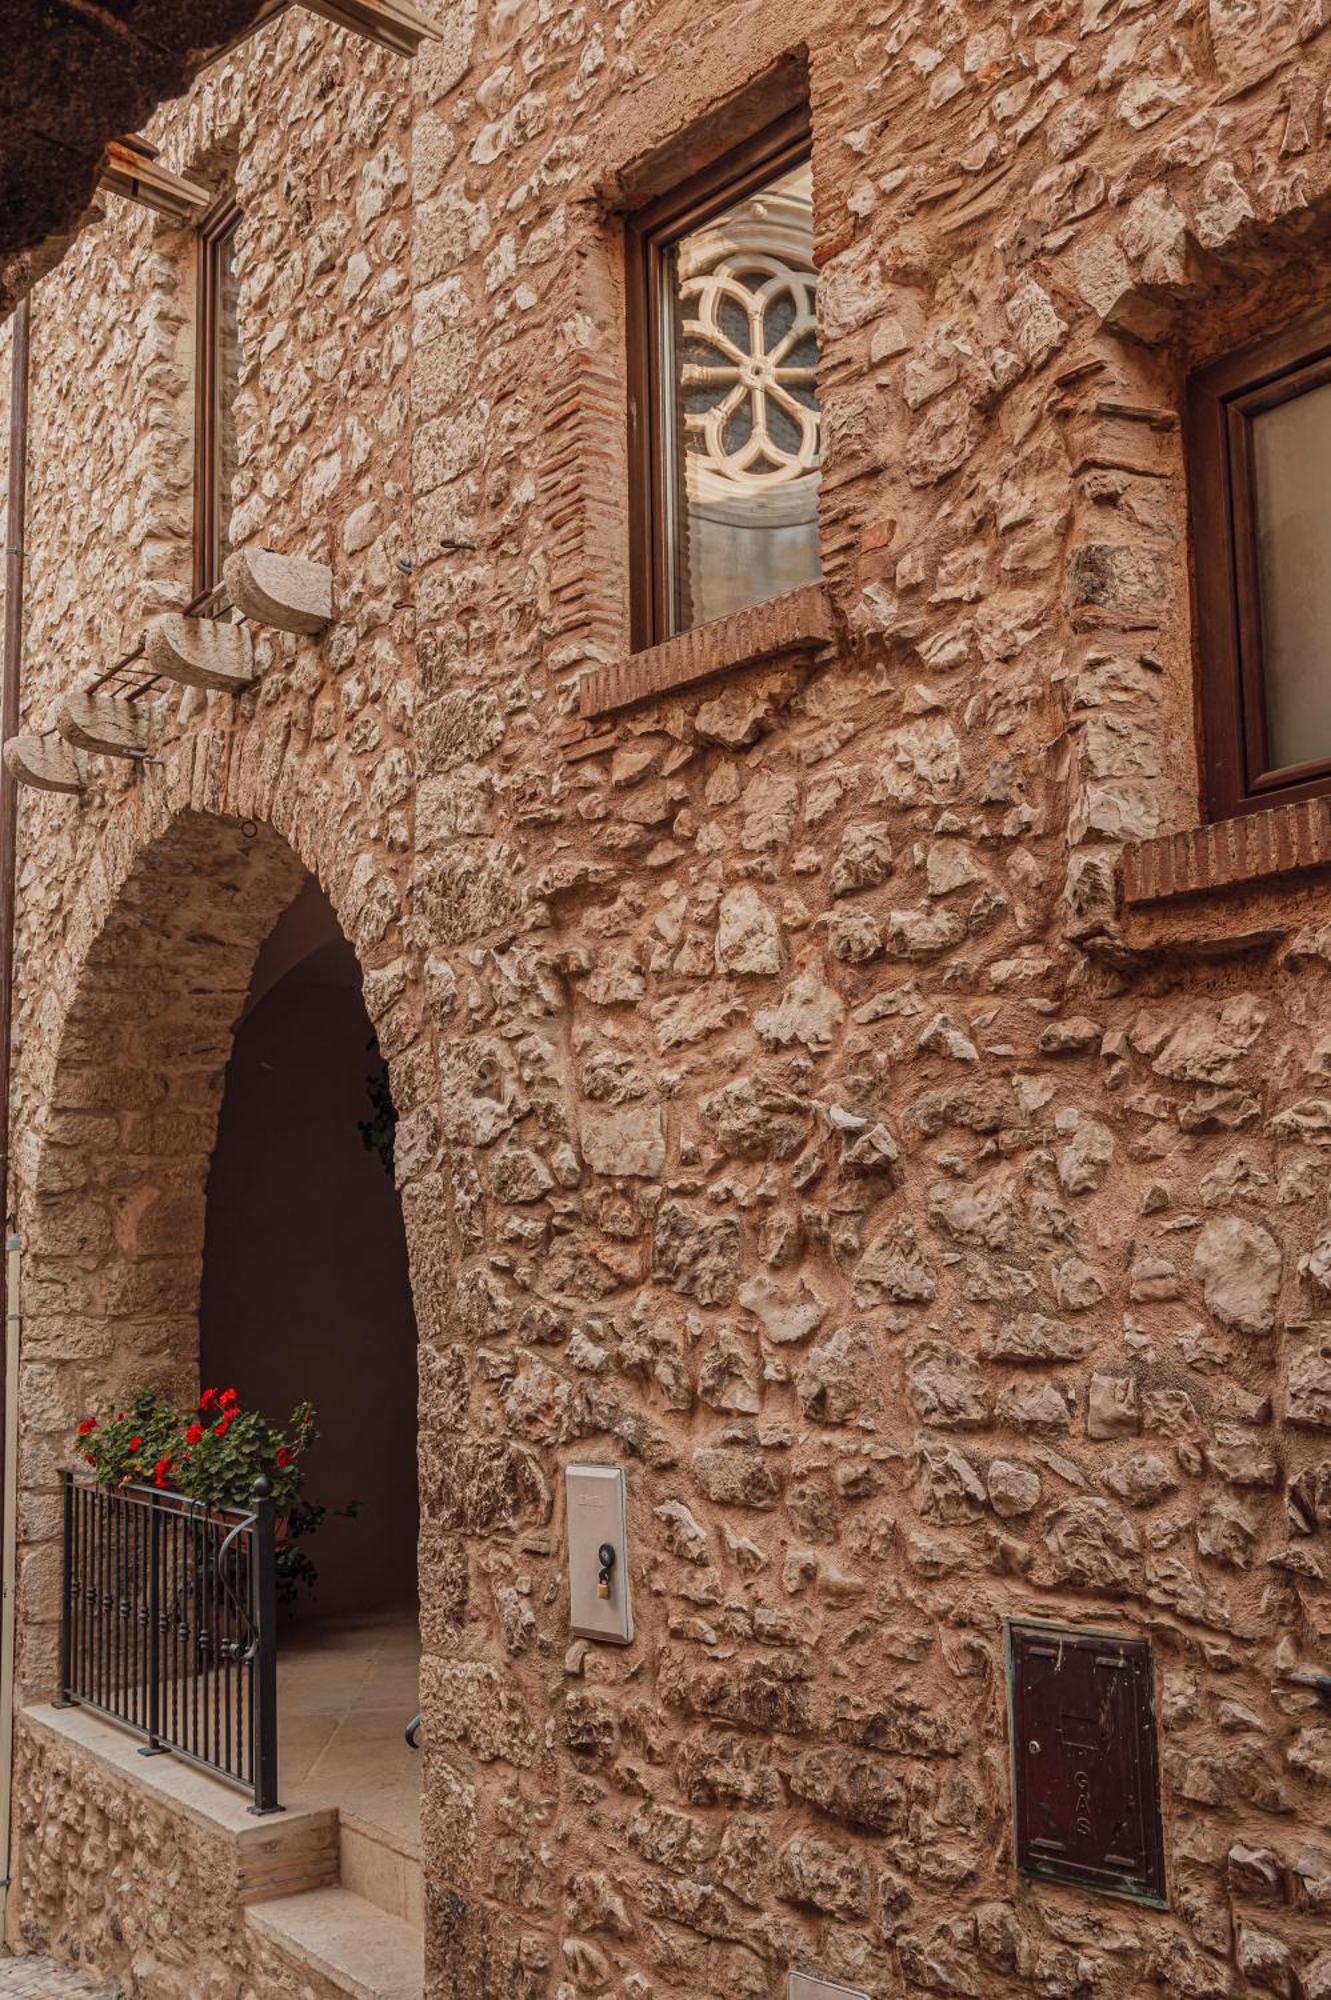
[185,1424,204,1447]
[153,1455,174,1490]
[221,1387,238,1407]
[276,1447,290,1467]
[214,1414,233,1439]
[129,1436,142,1452]
[199,1387,218,1410]
[77,1418,96,1437]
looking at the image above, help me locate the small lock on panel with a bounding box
[566,1464,633,1645]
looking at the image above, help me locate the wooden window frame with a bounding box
[193,196,242,597]
[1189,308,1331,821]
[625,105,814,653]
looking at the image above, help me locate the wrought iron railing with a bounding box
[58,1470,280,1812]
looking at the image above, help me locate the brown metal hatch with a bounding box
[1007,1621,1167,1907]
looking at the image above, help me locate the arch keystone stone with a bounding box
[57,687,152,760]
[145,613,257,693]
[223,548,334,635]
[3,732,82,795]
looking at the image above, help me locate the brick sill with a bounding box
[577,583,834,720]
[1121,797,1331,910]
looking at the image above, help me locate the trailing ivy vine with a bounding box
[359,1033,397,1177]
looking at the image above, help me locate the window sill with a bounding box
[577,583,834,720]
[1117,797,1331,954]
[1122,797,1331,906]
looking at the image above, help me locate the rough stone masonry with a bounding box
[4,0,1331,1996]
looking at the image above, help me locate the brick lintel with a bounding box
[1120,797,1331,908]
[577,583,834,720]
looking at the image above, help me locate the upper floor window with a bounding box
[195,198,241,595]
[1189,313,1331,820]
[627,109,821,648]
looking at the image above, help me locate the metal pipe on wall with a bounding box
[0,293,32,1911]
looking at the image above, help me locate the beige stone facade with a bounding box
[6,2,1331,1996]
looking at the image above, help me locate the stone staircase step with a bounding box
[339,1811,424,1929]
[245,1886,423,2000]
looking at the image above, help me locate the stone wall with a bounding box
[12,1715,338,2000]
[3,9,431,1698]
[8,2,1331,1998]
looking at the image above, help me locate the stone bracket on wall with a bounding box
[224,549,334,635]
[99,137,214,223]
[295,0,443,57]
[57,687,153,761]
[6,548,335,797]
[146,614,257,693]
[244,0,444,58]
[2,734,83,795]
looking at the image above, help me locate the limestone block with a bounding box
[700,1076,806,1161]
[714,885,781,976]
[979,1314,1091,1363]
[788,1746,905,1832]
[3,732,82,794]
[796,1325,882,1427]
[424,1659,536,1766]
[1235,1922,1294,1993]
[987,1459,1042,1518]
[57,688,151,760]
[776,1831,870,1918]
[653,1202,742,1305]
[658,1646,813,1734]
[753,964,843,1053]
[1099,1451,1177,1510]
[1288,1330,1331,1430]
[1307,1952,1331,2000]
[905,1340,989,1428]
[145,613,257,693]
[1193,1215,1281,1337]
[738,1273,828,1345]
[223,548,333,634]
[692,1445,781,1508]
[1035,1498,1140,1592]
[580,1103,665,1179]
[914,1439,987,1523]
[1087,1373,1140,1439]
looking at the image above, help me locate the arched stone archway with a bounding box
[14,801,423,1699]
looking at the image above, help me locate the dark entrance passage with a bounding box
[199,878,418,1622]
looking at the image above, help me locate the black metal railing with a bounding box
[58,1470,280,1812]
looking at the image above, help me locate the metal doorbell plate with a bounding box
[566,1463,633,1645]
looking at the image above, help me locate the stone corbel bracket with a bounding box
[3,732,83,795]
[223,549,334,636]
[57,686,152,760]
[145,613,257,693]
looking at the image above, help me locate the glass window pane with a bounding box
[661,160,820,636]
[1252,377,1331,773]
[212,220,241,583]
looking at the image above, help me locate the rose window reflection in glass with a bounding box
[663,161,821,635]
